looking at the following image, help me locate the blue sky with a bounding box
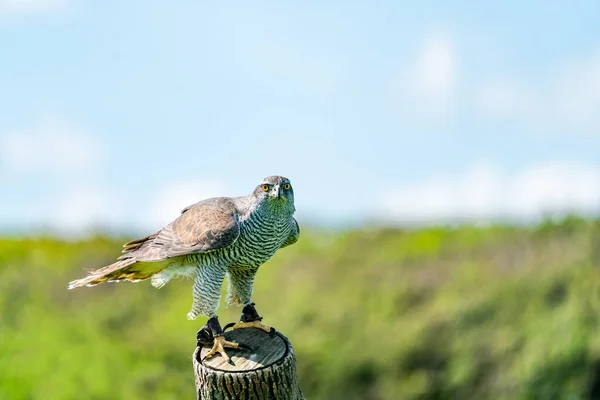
[1,0,600,235]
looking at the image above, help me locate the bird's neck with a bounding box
[250,198,294,220]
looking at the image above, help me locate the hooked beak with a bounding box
[273,186,281,199]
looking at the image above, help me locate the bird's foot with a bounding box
[203,335,244,365]
[197,316,251,366]
[224,302,275,334]
[230,320,274,333]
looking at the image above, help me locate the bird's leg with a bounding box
[229,302,274,333]
[197,316,249,365]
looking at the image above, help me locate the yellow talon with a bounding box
[203,335,240,364]
[232,320,274,333]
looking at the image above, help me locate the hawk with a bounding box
[68,176,299,363]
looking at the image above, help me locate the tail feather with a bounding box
[121,232,159,254]
[68,258,166,289]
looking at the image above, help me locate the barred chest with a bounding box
[228,213,293,269]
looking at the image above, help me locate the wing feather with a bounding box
[280,217,300,248]
[68,197,240,289]
[120,197,240,261]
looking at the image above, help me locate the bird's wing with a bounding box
[120,197,241,261]
[280,218,300,248]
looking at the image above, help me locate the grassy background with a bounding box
[1,216,600,399]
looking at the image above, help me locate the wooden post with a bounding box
[193,328,305,400]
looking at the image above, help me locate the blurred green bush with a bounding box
[1,216,599,399]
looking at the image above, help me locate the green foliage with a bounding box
[1,218,600,399]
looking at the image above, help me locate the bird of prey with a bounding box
[68,175,299,363]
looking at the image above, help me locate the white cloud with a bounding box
[412,34,456,98]
[390,32,457,118]
[146,180,225,230]
[379,163,600,225]
[1,116,103,174]
[6,178,226,237]
[473,81,538,120]
[473,48,600,135]
[0,0,67,15]
[552,49,600,134]
[52,186,123,235]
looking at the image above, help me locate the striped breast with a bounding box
[185,208,293,270]
[225,210,293,270]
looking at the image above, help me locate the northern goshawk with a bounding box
[68,175,299,362]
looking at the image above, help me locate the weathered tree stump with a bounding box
[193,328,305,400]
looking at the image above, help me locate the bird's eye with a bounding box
[283,183,291,190]
[262,184,269,192]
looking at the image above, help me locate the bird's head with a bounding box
[253,175,295,212]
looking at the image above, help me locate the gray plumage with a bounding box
[68,175,299,320]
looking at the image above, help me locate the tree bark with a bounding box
[193,328,305,400]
